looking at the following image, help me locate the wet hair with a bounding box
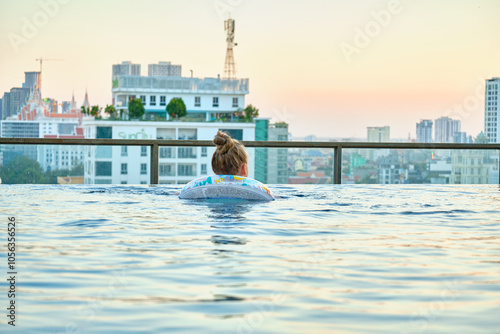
[211,131,248,175]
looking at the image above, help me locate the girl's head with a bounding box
[211,131,249,177]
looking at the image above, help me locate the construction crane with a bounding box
[223,17,237,79]
[35,57,64,97]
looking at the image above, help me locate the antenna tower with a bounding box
[223,18,237,79]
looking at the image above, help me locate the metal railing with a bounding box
[1,138,500,184]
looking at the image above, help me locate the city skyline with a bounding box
[1,0,499,139]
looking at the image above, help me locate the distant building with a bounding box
[367,126,390,142]
[0,98,2,120]
[2,93,10,120]
[453,131,473,143]
[82,120,256,185]
[23,72,40,90]
[3,87,31,119]
[451,150,499,184]
[0,84,85,170]
[112,61,141,76]
[434,116,460,143]
[148,61,182,77]
[62,101,71,114]
[416,120,433,143]
[484,77,500,143]
[1,72,40,120]
[254,118,288,184]
[365,126,390,161]
[378,151,404,184]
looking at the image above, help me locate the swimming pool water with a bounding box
[1,184,499,333]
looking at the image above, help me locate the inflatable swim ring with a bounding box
[179,175,275,201]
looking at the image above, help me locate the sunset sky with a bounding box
[0,0,499,139]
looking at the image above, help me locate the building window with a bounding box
[219,129,243,140]
[121,163,128,175]
[213,97,219,107]
[141,146,147,157]
[95,162,112,176]
[178,147,196,159]
[121,146,128,157]
[232,97,239,107]
[201,164,207,175]
[201,147,207,157]
[140,163,147,175]
[96,126,112,139]
[195,96,201,107]
[160,164,174,176]
[160,147,175,159]
[150,96,156,106]
[121,181,127,184]
[140,181,147,184]
[140,95,146,105]
[178,164,196,176]
[160,96,166,106]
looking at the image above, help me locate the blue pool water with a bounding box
[1,184,499,333]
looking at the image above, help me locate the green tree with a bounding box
[104,104,118,118]
[243,104,259,121]
[166,98,187,119]
[0,156,48,184]
[89,105,101,117]
[128,98,145,119]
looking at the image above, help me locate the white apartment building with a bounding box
[416,120,433,143]
[434,116,461,143]
[485,77,499,143]
[112,66,249,122]
[83,120,256,185]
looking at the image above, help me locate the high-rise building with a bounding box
[148,61,182,77]
[7,87,31,118]
[453,131,473,144]
[2,93,10,120]
[1,85,85,170]
[254,118,288,184]
[23,72,40,90]
[112,61,141,76]
[416,120,433,143]
[434,116,460,143]
[484,77,500,143]
[367,126,390,142]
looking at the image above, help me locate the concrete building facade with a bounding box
[485,77,499,143]
[148,61,182,77]
[416,120,433,143]
[82,121,256,185]
[435,116,461,143]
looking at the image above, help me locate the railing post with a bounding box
[150,143,159,185]
[334,145,342,184]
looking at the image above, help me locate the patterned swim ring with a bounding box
[179,175,275,201]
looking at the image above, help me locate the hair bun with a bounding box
[213,131,234,154]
